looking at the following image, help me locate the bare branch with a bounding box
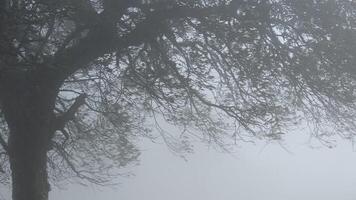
[52,1,242,79]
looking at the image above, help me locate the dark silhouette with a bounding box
[1,0,356,200]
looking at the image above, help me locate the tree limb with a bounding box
[54,94,87,132]
[52,1,242,80]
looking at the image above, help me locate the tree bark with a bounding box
[8,134,50,200]
[1,71,59,200]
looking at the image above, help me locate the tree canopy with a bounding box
[1,0,356,199]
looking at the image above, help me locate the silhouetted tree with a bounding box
[1,0,356,200]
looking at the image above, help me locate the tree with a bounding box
[1,0,356,199]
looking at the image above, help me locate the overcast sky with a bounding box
[46,129,356,200]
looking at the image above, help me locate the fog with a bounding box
[3,1,356,200]
[50,131,356,200]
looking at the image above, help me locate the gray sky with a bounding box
[49,131,356,200]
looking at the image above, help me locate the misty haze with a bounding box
[1,0,356,200]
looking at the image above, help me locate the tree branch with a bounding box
[54,94,87,132]
[52,1,242,80]
[52,141,108,184]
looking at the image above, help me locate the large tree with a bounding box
[1,0,356,199]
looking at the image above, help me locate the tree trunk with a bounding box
[1,72,59,200]
[8,133,50,200]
